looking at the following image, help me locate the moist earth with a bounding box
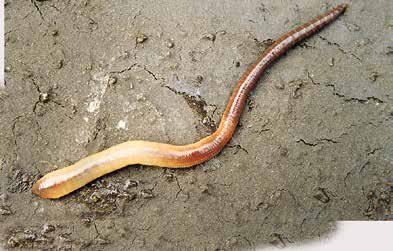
[1,0,393,250]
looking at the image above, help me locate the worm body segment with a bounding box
[32,4,348,199]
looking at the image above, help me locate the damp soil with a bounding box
[1,0,393,250]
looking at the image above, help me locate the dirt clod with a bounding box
[202,33,216,42]
[139,189,154,199]
[165,40,174,48]
[136,34,148,44]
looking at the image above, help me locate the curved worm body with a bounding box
[32,4,347,199]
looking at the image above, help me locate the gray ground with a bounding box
[1,0,393,250]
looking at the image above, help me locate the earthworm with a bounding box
[32,4,348,199]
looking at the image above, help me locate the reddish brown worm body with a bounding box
[32,4,348,199]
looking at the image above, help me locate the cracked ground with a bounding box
[1,0,393,250]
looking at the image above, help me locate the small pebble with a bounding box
[217,30,227,35]
[41,223,55,234]
[369,71,380,82]
[202,33,216,42]
[226,237,238,248]
[202,116,210,125]
[136,93,145,101]
[274,82,285,90]
[163,51,172,58]
[136,34,148,44]
[7,236,19,248]
[200,184,209,194]
[89,192,101,203]
[56,60,63,69]
[39,93,49,102]
[196,75,203,83]
[379,192,389,202]
[108,76,117,85]
[71,104,77,114]
[356,39,370,47]
[165,40,174,48]
[139,189,154,198]
[367,191,375,199]
[81,218,91,227]
[121,51,130,59]
[270,234,286,248]
[329,57,335,67]
[386,46,393,55]
[120,192,136,201]
[51,29,59,36]
[0,206,12,215]
[313,188,330,203]
[248,99,255,111]
[4,66,11,72]
[186,175,196,185]
[123,179,138,189]
[163,173,174,182]
[169,63,179,70]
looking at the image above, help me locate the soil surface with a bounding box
[1,0,393,250]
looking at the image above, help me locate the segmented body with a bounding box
[32,4,348,199]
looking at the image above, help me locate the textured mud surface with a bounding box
[1,0,393,250]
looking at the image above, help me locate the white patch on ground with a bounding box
[75,130,90,144]
[116,119,128,130]
[87,72,109,115]
[77,71,111,145]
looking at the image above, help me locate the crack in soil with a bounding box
[30,0,44,20]
[325,83,384,104]
[318,35,362,62]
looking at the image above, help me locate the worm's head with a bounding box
[31,167,75,199]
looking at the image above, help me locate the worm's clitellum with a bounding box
[32,4,348,199]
